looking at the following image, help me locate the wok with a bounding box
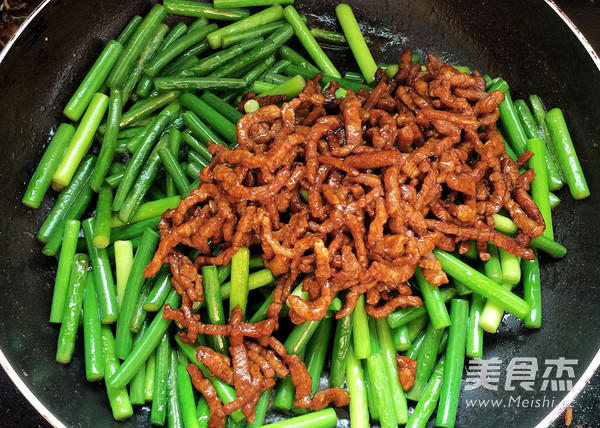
[0,0,599,426]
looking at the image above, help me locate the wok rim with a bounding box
[0,1,599,427]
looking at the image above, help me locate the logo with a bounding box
[463,357,578,409]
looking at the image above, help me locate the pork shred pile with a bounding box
[143,50,545,426]
[180,306,349,427]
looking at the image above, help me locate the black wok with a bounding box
[1,0,599,426]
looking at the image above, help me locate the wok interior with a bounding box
[0,0,599,426]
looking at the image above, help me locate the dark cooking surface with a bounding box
[1,0,599,427]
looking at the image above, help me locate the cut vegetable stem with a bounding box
[336,4,377,82]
